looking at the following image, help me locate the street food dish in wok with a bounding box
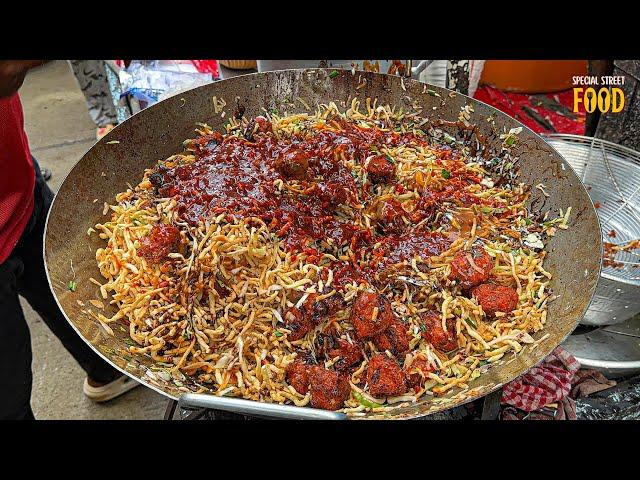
[91,98,571,413]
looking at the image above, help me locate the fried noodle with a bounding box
[93,98,568,413]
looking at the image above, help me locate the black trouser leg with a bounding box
[14,162,119,384]
[0,162,120,419]
[0,257,35,420]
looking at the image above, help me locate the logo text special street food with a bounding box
[573,75,625,114]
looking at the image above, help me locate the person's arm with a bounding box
[0,60,44,98]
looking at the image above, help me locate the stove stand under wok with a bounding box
[162,376,640,420]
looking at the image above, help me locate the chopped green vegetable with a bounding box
[524,217,532,226]
[124,338,136,347]
[99,346,116,355]
[464,318,477,329]
[426,89,439,97]
[329,70,339,78]
[443,133,456,144]
[505,136,516,146]
[441,169,451,179]
[385,155,395,164]
[478,360,489,367]
[353,391,383,408]
[481,206,493,214]
[274,331,283,338]
[370,145,379,152]
[68,280,77,292]
[419,324,427,332]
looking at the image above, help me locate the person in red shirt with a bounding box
[0,61,138,420]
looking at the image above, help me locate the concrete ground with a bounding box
[20,60,168,419]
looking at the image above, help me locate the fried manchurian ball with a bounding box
[350,291,394,339]
[366,354,408,397]
[420,312,457,352]
[449,247,493,289]
[308,367,351,410]
[471,283,519,317]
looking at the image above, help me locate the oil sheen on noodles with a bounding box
[92,98,570,415]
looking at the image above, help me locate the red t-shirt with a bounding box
[0,93,35,263]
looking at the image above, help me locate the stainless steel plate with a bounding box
[545,134,640,326]
[563,314,640,377]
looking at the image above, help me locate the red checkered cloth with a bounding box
[501,346,581,412]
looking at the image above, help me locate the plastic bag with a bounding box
[191,60,220,78]
[118,61,214,106]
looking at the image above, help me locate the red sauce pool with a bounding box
[138,224,180,262]
[151,120,476,287]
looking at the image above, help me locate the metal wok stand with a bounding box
[163,377,640,420]
[163,393,483,421]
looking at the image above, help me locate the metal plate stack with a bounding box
[545,134,640,326]
[546,134,640,376]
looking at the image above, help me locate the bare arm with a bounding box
[0,60,44,98]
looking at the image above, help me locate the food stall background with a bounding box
[107,60,590,136]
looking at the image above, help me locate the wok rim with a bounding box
[42,68,602,419]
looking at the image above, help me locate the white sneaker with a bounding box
[83,375,140,403]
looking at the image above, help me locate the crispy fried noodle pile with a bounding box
[92,98,570,415]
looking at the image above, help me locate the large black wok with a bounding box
[44,69,601,419]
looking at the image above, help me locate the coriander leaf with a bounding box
[329,70,339,78]
[441,169,451,179]
[68,280,77,292]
